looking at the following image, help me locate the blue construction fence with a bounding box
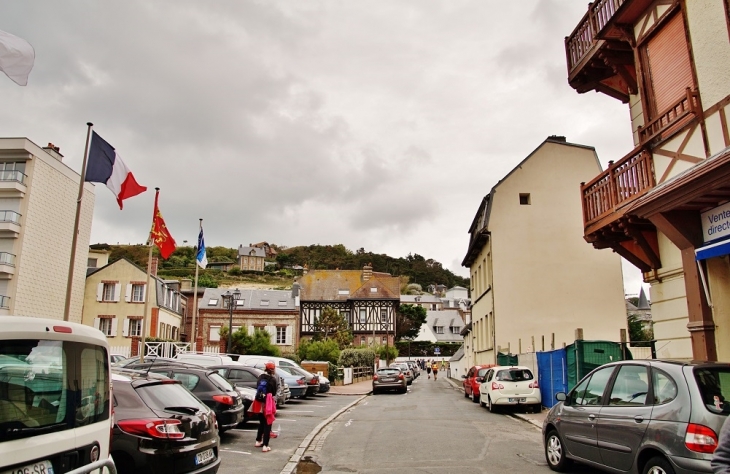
[501,340,647,408]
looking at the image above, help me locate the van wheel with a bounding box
[544,430,572,472]
[643,456,675,474]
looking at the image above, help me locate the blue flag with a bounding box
[196,228,207,269]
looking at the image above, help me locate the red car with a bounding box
[462,365,494,403]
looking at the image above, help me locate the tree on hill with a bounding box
[396,304,427,341]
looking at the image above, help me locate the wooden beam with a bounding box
[647,210,703,250]
[681,248,717,361]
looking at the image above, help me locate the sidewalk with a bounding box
[328,379,372,395]
[444,377,546,429]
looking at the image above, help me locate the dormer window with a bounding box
[208,299,218,306]
[260,300,269,306]
[236,299,245,306]
[278,301,287,306]
[435,326,444,334]
[370,287,377,293]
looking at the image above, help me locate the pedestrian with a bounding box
[426,360,432,379]
[431,361,439,381]
[712,415,730,473]
[252,361,278,452]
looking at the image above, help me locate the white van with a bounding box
[174,352,234,367]
[236,355,300,370]
[0,317,113,474]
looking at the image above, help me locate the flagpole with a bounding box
[64,122,94,322]
[139,187,160,362]
[191,218,202,351]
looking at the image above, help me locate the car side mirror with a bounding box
[461,375,467,379]
[556,392,567,402]
[475,377,483,383]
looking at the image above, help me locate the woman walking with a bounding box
[431,361,439,381]
[252,361,278,452]
[426,359,432,379]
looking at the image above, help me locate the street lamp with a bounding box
[222,288,241,353]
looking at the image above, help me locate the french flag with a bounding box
[85,131,147,209]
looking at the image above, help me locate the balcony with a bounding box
[0,252,16,279]
[638,88,699,145]
[0,170,27,197]
[0,211,21,238]
[581,147,660,272]
[565,0,654,102]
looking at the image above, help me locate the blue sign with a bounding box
[434,347,441,354]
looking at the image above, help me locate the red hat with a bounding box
[265,361,275,371]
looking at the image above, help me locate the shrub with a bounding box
[338,348,375,368]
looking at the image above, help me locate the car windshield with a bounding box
[496,369,533,382]
[136,381,207,411]
[477,368,489,377]
[694,367,730,415]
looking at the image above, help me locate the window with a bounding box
[570,366,615,406]
[370,287,377,293]
[128,319,141,337]
[236,299,245,306]
[172,373,200,391]
[519,193,531,205]
[435,326,444,334]
[360,336,367,346]
[652,369,678,405]
[260,300,269,306]
[359,309,367,323]
[432,304,437,310]
[382,337,387,344]
[99,318,113,336]
[208,299,218,306]
[338,289,349,295]
[87,258,98,268]
[276,326,286,344]
[608,365,649,406]
[380,309,388,322]
[210,326,221,342]
[102,283,115,302]
[278,301,287,307]
[131,284,144,303]
[451,326,461,334]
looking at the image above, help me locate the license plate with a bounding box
[508,397,527,403]
[2,460,54,474]
[195,449,215,465]
[381,377,395,382]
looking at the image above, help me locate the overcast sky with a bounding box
[0,1,648,297]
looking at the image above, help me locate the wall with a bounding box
[490,142,626,353]
[686,0,730,108]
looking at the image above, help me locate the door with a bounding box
[559,365,615,464]
[596,364,652,471]
[229,368,258,389]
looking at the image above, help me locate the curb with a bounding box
[511,413,544,430]
[279,394,368,474]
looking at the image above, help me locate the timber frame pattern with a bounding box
[300,299,397,335]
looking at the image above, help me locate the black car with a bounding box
[110,370,220,474]
[147,365,244,433]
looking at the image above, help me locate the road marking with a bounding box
[344,419,353,427]
[221,449,251,455]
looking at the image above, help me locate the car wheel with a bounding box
[643,456,675,474]
[544,430,572,472]
[111,451,135,474]
[464,388,469,398]
[372,389,378,395]
[488,396,498,413]
[532,403,542,414]
[472,393,480,404]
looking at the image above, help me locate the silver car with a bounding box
[389,363,414,385]
[543,360,730,474]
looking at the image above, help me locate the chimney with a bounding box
[150,257,159,277]
[181,278,192,291]
[362,264,373,281]
[43,143,64,161]
[547,135,567,143]
[291,282,300,307]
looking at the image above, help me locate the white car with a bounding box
[478,365,541,413]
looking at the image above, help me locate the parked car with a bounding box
[147,365,244,433]
[390,363,414,385]
[373,367,407,394]
[174,353,234,367]
[277,365,321,397]
[110,354,128,364]
[462,364,493,403]
[318,375,331,393]
[478,365,541,413]
[114,357,185,369]
[110,370,220,474]
[210,364,288,408]
[273,367,308,399]
[543,360,730,474]
[235,386,256,424]
[406,360,420,378]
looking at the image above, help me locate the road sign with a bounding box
[434,347,440,354]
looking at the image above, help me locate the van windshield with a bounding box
[0,340,109,441]
[694,367,730,415]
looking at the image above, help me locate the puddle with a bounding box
[296,456,322,473]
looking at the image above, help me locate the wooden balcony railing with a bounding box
[638,88,699,144]
[566,0,627,72]
[581,147,655,229]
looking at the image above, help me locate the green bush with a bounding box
[338,348,375,368]
[297,339,340,365]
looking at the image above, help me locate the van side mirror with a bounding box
[556,392,567,402]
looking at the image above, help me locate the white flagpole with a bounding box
[191,218,202,351]
[139,187,160,362]
[64,122,93,321]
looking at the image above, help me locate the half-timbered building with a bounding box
[298,265,399,346]
[566,0,730,361]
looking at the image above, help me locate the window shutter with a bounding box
[267,326,276,344]
[111,318,118,337]
[125,284,132,302]
[122,318,129,337]
[248,325,254,336]
[93,317,100,330]
[645,12,693,115]
[285,326,292,345]
[96,283,103,302]
[114,283,121,302]
[141,284,146,302]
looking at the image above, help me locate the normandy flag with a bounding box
[150,189,176,259]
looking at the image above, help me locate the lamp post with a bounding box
[223,288,241,353]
